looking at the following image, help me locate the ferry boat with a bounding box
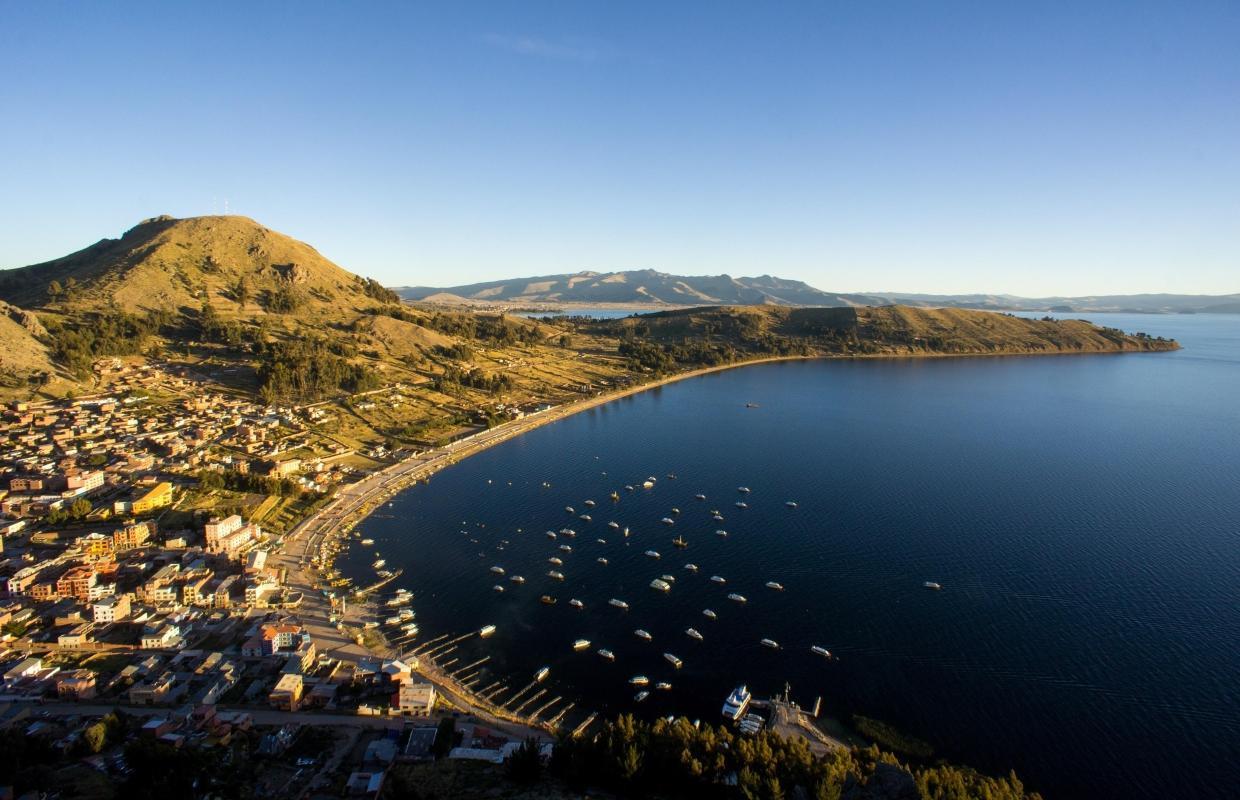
[672,536,688,548]
[735,501,748,509]
[923,581,942,590]
[661,517,675,526]
[664,653,683,668]
[634,690,650,702]
[760,638,781,649]
[598,649,615,660]
[569,598,584,609]
[479,625,497,638]
[490,565,505,575]
[572,639,591,651]
[540,595,557,605]
[715,529,728,537]
[686,628,704,641]
[738,487,751,494]
[629,675,650,686]
[685,563,699,572]
[645,550,661,559]
[722,685,752,720]
[597,557,609,565]
[711,575,727,584]
[811,645,833,659]
[728,593,747,603]
[510,575,525,584]
[548,557,563,565]
[535,667,550,682]
[609,598,629,610]
[765,581,784,591]
[634,629,653,641]
[548,570,565,581]
[703,609,717,620]
[360,538,374,546]
[649,578,671,592]
[785,501,798,508]
[493,585,505,593]
[694,493,707,501]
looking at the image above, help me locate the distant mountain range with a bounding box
[397,270,1240,314]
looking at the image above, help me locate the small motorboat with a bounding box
[540,595,557,605]
[645,550,661,559]
[630,675,650,686]
[634,690,650,702]
[634,629,653,641]
[535,666,550,681]
[924,581,943,590]
[728,593,747,603]
[664,653,683,668]
[493,585,505,593]
[597,557,609,565]
[702,609,717,620]
[548,557,563,565]
[598,649,615,660]
[811,645,833,659]
[711,575,727,584]
[785,501,798,508]
[609,598,629,609]
[694,493,707,501]
[760,638,781,649]
[479,625,497,638]
[548,570,565,580]
[686,628,704,641]
[765,581,784,591]
[684,563,699,572]
[572,639,591,651]
[569,598,584,609]
[510,575,525,584]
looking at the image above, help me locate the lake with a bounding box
[341,312,1240,799]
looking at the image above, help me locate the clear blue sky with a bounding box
[1,1,1236,295]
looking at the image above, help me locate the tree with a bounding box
[46,279,63,300]
[234,276,250,309]
[70,497,92,519]
[506,737,542,784]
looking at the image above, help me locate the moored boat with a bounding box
[760,638,780,649]
[634,690,650,702]
[479,624,497,638]
[510,575,525,584]
[540,595,557,605]
[548,570,565,580]
[765,581,784,591]
[664,652,683,668]
[722,685,752,720]
[490,565,505,575]
[598,648,615,660]
[811,645,833,659]
[597,557,609,565]
[645,550,661,559]
[535,666,550,681]
[686,628,704,641]
[711,575,727,584]
[609,598,629,609]
[630,675,650,686]
[572,639,591,651]
[703,608,717,620]
[569,598,584,609]
[634,629,653,641]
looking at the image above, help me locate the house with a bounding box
[397,682,435,716]
[57,623,94,649]
[112,521,153,551]
[56,566,97,601]
[56,669,98,700]
[93,594,131,622]
[203,515,259,558]
[268,673,303,711]
[141,622,182,649]
[129,671,177,705]
[130,481,174,515]
[345,771,386,799]
[4,657,47,688]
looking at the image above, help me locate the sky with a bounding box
[0,1,1237,296]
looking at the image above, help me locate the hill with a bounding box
[0,300,58,389]
[0,214,399,316]
[397,269,884,307]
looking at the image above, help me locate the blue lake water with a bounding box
[343,313,1240,799]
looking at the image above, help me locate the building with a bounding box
[129,671,177,705]
[93,594,131,622]
[268,673,303,711]
[204,514,259,557]
[397,682,436,716]
[141,622,182,649]
[213,574,240,608]
[56,566,97,602]
[112,521,153,551]
[77,532,114,560]
[66,470,104,493]
[56,669,98,699]
[131,481,173,514]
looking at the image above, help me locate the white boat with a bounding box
[397,608,415,620]
[649,578,671,592]
[703,609,717,620]
[510,575,525,584]
[545,530,557,539]
[634,629,653,641]
[598,557,609,565]
[686,628,704,641]
[493,585,505,592]
[694,493,706,500]
[735,501,748,509]
[565,506,574,514]
[713,514,725,522]
[535,666,550,681]
[384,616,401,626]
[924,581,942,590]
[609,598,629,609]
[642,480,654,489]
[360,539,374,546]
[623,527,630,538]
[711,575,727,584]
[598,649,615,660]
[579,514,592,522]
[479,625,497,638]
[630,675,649,686]
[584,499,596,507]
[570,598,584,609]
[634,690,650,702]
[765,581,784,591]
[596,538,607,544]
[660,574,676,583]
[645,550,661,559]
[490,565,505,575]
[363,621,379,629]
[760,638,780,649]
[785,501,798,508]
[811,645,832,659]
[625,485,634,492]
[373,559,386,569]
[401,623,419,635]
[561,528,576,537]
[661,517,675,525]
[548,557,563,565]
[685,563,699,572]
[728,593,747,603]
[572,639,591,651]
[559,544,573,552]
[664,653,683,668]
[738,487,751,493]
[608,521,620,529]
[722,685,752,720]
[715,529,728,537]
[548,570,565,580]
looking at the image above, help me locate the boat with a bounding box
[373,559,386,569]
[663,653,683,668]
[548,557,563,565]
[479,625,497,638]
[548,570,565,580]
[597,557,609,565]
[686,628,704,641]
[610,491,620,501]
[401,623,419,635]
[642,480,654,489]
[609,598,629,609]
[785,501,798,508]
[649,578,671,592]
[811,645,833,659]
[746,402,759,408]
[560,528,576,537]
[672,536,688,548]
[579,514,592,522]
[645,550,661,559]
[598,649,615,660]
[703,609,717,620]
[572,639,591,651]
[584,499,596,507]
[535,667,550,681]
[623,527,630,538]
[625,485,634,492]
[660,574,676,583]
[661,517,675,526]
[656,681,673,691]
[711,575,727,584]
[629,675,649,686]
[569,598,584,609]
[924,581,942,590]
[364,621,379,629]
[397,608,415,620]
[715,529,728,537]
[545,530,557,539]
[760,638,780,649]
[565,506,574,514]
[735,501,748,509]
[694,493,706,501]
[634,629,653,641]
[596,538,607,544]
[360,538,374,546]
[713,513,725,522]
[738,487,751,493]
[493,585,505,593]
[608,521,620,529]
[510,575,525,584]
[541,595,557,605]
[765,581,784,591]
[634,690,650,702]
[384,616,401,626]
[685,563,699,572]
[559,544,573,552]
[728,593,747,603]
[490,566,505,575]
[722,685,752,720]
